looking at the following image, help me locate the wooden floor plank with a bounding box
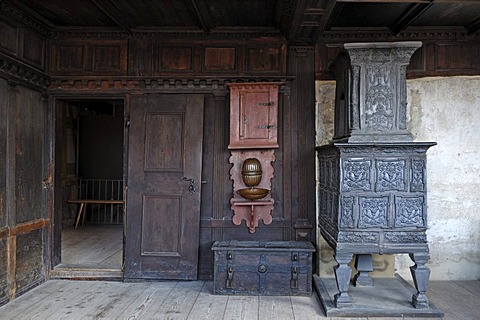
[258,295,294,320]
[8,280,97,320]
[427,280,480,320]
[61,225,122,268]
[0,280,73,318]
[290,294,326,320]
[186,281,229,320]
[2,280,480,319]
[149,281,205,320]
[68,281,132,319]
[89,282,156,319]
[118,281,178,319]
[41,281,116,319]
[223,295,259,320]
[454,280,480,297]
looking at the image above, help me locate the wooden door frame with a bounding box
[49,94,126,279]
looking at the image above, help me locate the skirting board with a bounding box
[314,275,444,318]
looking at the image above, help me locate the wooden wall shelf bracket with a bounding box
[230,200,274,233]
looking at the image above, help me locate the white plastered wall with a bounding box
[316,76,480,281]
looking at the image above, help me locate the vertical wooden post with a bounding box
[6,81,18,302]
[288,46,315,241]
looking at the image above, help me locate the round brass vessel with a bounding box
[241,158,262,187]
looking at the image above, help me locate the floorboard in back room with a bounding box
[61,224,122,268]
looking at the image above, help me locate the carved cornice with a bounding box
[290,46,315,57]
[48,76,292,93]
[51,27,284,40]
[318,28,480,42]
[0,54,50,90]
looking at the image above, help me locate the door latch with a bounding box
[182,177,196,194]
[42,163,53,189]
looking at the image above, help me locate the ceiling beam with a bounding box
[286,0,338,44]
[186,0,214,33]
[316,1,343,35]
[90,0,134,35]
[391,2,434,35]
[466,16,480,35]
[287,0,308,43]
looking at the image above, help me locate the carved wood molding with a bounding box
[0,53,50,90]
[319,29,480,42]
[51,28,284,40]
[48,76,292,93]
[290,46,315,57]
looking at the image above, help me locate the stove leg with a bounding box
[353,254,373,287]
[409,252,431,309]
[334,252,353,306]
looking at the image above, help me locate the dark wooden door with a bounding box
[124,94,204,280]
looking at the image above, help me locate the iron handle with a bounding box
[226,267,234,289]
[291,267,298,289]
[182,177,197,194]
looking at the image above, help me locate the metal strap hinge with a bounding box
[256,125,276,129]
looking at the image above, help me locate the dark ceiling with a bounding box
[5,0,480,43]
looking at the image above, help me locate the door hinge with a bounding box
[256,125,276,129]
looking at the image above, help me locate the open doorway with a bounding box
[55,98,124,272]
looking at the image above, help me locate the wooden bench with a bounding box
[68,199,124,229]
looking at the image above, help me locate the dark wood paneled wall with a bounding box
[49,38,286,78]
[315,40,480,80]
[0,78,49,306]
[0,14,50,306]
[0,19,46,72]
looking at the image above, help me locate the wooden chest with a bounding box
[211,241,315,295]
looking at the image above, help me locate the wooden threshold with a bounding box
[51,264,123,281]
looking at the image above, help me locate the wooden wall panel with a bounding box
[409,47,426,73]
[315,41,480,80]
[14,87,45,224]
[435,42,479,71]
[246,46,285,73]
[128,38,152,76]
[51,40,128,76]
[22,30,45,70]
[157,46,193,72]
[0,20,18,55]
[56,45,85,72]
[0,20,46,73]
[15,229,44,296]
[110,38,286,77]
[93,45,124,72]
[203,47,236,72]
[0,76,48,305]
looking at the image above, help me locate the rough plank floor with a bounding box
[1,280,479,320]
[61,225,123,268]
